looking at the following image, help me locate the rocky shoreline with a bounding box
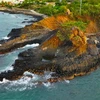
[0,7,47,18]
[0,9,100,83]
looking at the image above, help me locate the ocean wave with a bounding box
[0,71,70,91]
[2,36,10,40]
[0,71,56,91]
[22,43,39,48]
[64,80,70,84]
[0,53,18,73]
[10,15,18,18]
[17,24,26,27]
[43,82,51,87]
[0,66,14,73]
[0,78,9,84]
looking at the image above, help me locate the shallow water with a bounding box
[0,12,34,39]
[0,12,100,100]
[0,12,37,72]
[0,69,100,100]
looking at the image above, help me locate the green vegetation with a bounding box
[19,0,100,16]
[0,0,100,17]
[56,29,71,41]
[61,21,88,31]
[38,5,67,16]
[17,0,68,15]
[56,20,88,41]
[69,0,100,16]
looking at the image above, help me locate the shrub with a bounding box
[61,20,88,31]
[39,5,54,16]
[56,20,88,41]
[39,4,68,16]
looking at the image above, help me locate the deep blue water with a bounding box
[0,12,100,100]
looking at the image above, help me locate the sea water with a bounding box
[0,12,100,100]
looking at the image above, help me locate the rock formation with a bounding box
[0,14,100,83]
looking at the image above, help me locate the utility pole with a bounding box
[80,0,82,15]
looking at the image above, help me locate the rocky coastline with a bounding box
[0,7,47,18]
[0,9,100,83]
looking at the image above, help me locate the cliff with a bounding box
[0,14,100,83]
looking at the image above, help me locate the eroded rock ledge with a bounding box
[0,14,100,83]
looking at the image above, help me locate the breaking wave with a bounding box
[2,36,10,40]
[0,71,70,91]
[22,43,39,48]
[0,71,55,91]
[0,66,14,73]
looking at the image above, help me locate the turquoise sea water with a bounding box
[0,12,100,100]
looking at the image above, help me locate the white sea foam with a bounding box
[11,76,32,85]
[43,82,51,87]
[4,66,13,72]
[0,75,37,91]
[23,71,40,81]
[0,54,18,73]
[64,80,70,84]
[22,43,39,48]
[0,78,10,84]
[0,71,39,84]
[0,66,14,73]
[18,24,26,27]
[43,71,55,80]
[0,71,55,91]
[2,36,10,40]
[11,15,17,18]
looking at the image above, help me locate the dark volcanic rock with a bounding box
[0,33,100,81]
[8,28,22,39]
[0,28,53,54]
[0,39,7,44]
[8,18,43,40]
[22,20,39,24]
